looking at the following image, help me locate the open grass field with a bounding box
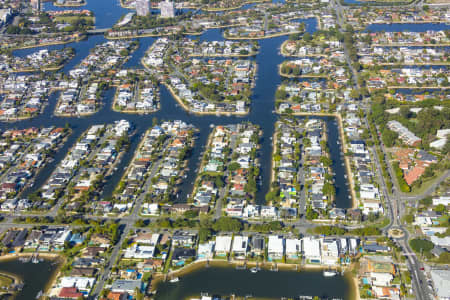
[0,274,13,289]
[53,16,94,23]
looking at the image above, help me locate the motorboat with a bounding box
[323,270,337,277]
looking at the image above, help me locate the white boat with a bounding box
[250,267,258,273]
[169,277,179,283]
[323,270,337,277]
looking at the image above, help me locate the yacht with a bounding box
[323,270,337,277]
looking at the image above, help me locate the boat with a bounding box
[32,256,40,264]
[169,277,179,283]
[19,257,30,263]
[36,290,43,299]
[323,270,337,277]
[250,267,258,273]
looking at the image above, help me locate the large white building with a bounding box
[285,238,301,259]
[136,0,149,16]
[0,9,11,24]
[431,269,450,300]
[31,0,40,12]
[124,245,155,259]
[215,236,232,256]
[160,0,175,18]
[303,237,321,263]
[60,277,96,291]
[321,239,339,265]
[267,235,284,260]
[232,236,249,258]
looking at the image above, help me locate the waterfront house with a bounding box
[249,235,265,257]
[215,235,232,257]
[285,238,301,259]
[232,235,249,259]
[124,245,155,259]
[197,241,215,260]
[111,280,142,295]
[302,237,321,264]
[172,248,196,266]
[267,235,284,261]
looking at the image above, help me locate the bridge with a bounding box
[87,28,110,35]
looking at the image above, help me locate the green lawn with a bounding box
[410,169,446,195]
[54,16,94,23]
[0,274,13,289]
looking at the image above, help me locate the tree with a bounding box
[228,162,241,172]
[399,106,411,119]
[409,238,434,254]
[212,217,243,232]
[265,189,279,203]
[303,32,312,42]
[183,210,199,219]
[320,156,332,167]
[322,182,336,197]
[350,89,360,100]
[135,288,144,300]
[275,88,287,100]
[214,176,224,188]
[305,206,318,220]
[419,196,432,207]
[382,128,398,147]
[198,227,212,242]
[403,214,414,225]
[434,204,446,213]
[289,32,300,40]
[437,252,450,264]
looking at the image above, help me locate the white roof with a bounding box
[198,241,215,255]
[303,237,321,258]
[215,236,232,253]
[285,238,301,254]
[268,235,284,254]
[232,236,248,252]
[431,269,450,299]
[60,277,96,290]
[431,236,450,247]
[124,245,155,259]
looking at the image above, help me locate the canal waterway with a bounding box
[154,266,353,300]
[0,259,59,300]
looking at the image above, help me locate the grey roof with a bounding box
[111,279,142,292]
